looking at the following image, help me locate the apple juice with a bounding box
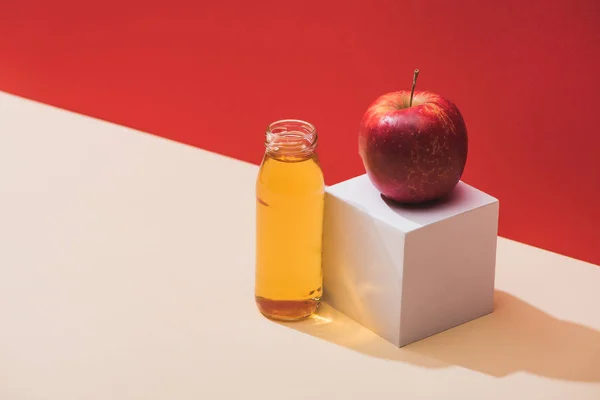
[255,120,324,321]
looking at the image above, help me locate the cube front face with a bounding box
[399,203,499,346]
[322,175,499,347]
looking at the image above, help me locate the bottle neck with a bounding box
[265,119,318,161]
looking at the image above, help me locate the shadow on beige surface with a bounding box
[279,290,600,382]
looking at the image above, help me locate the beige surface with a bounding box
[0,91,599,399]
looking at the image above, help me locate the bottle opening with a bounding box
[265,119,318,159]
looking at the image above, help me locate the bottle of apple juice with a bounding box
[255,119,325,321]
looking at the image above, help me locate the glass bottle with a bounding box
[255,119,325,321]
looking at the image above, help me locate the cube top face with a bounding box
[326,174,498,232]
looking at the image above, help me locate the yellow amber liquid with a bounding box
[255,152,325,320]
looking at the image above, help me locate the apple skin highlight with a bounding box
[358,90,468,204]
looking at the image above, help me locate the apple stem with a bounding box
[409,69,420,107]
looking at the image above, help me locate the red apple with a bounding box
[358,85,468,204]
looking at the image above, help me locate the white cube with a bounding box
[322,174,499,347]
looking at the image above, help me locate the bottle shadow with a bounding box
[277,290,600,382]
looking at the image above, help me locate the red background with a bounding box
[1,1,599,265]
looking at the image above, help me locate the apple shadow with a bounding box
[381,191,455,210]
[277,290,600,382]
[379,184,473,227]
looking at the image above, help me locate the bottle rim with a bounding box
[265,119,318,158]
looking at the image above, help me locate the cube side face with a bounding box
[398,201,499,346]
[322,193,404,346]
